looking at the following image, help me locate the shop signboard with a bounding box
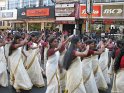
[26,8,49,17]
[17,6,55,20]
[55,4,75,17]
[75,3,80,19]
[17,8,26,20]
[102,5,123,18]
[56,0,79,4]
[80,5,101,18]
[0,9,17,20]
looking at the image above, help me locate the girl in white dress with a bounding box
[24,34,45,87]
[9,33,33,92]
[99,47,110,84]
[0,37,8,87]
[45,35,65,93]
[63,36,89,93]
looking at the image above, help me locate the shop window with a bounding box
[28,23,41,31]
[44,23,55,30]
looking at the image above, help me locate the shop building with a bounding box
[0,0,11,30]
[55,0,82,34]
[79,3,124,33]
[6,0,54,9]
[2,0,55,31]
[15,6,55,31]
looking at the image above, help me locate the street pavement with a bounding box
[0,78,112,93]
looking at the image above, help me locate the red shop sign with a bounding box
[26,8,49,17]
[80,5,101,18]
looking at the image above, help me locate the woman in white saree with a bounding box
[98,40,110,84]
[91,55,108,90]
[92,40,108,90]
[45,36,62,93]
[9,33,32,92]
[0,38,8,87]
[112,41,124,93]
[59,35,73,91]
[99,48,110,84]
[82,56,99,93]
[63,36,90,93]
[24,41,45,87]
[4,43,11,71]
[82,40,108,92]
[108,40,121,78]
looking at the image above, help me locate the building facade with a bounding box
[80,0,124,3]
[7,0,54,9]
[4,0,55,31]
[0,0,11,30]
[79,0,124,33]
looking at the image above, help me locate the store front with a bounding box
[0,9,17,30]
[17,6,55,31]
[80,4,102,32]
[55,3,80,34]
[80,4,124,33]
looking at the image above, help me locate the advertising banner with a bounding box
[55,4,75,17]
[102,5,123,18]
[80,5,101,18]
[26,8,49,17]
[0,9,17,20]
[17,6,55,20]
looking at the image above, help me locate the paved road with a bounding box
[0,78,112,93]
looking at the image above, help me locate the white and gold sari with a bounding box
[99,48,110,84]
[44,47,48,69]
[9,47,33,90]
[59,50,66,91]
[46,51,61,93]
[4,43,11,71]
[91,55,108,90]
[108,57,115,78]
[65,57,86,93]
[0,46,8,87]
[112,69,124,93]
[25,43,45,87]
[82,57,99,93]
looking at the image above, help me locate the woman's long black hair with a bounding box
[114,40,124,73]
[63,36,80,70]
[48,36,56,49]
[9,33,22,56]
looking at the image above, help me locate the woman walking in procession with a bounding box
[9,33,33,92]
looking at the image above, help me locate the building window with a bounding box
[0,7,5,10]
[30,0,37,7]
[22,0,30,8]
[0,21,2,26]
[43,0,54,6]
[80,0,124,3]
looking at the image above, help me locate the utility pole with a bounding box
[86,0,93,36]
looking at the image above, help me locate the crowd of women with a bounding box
[0,30,124,93]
